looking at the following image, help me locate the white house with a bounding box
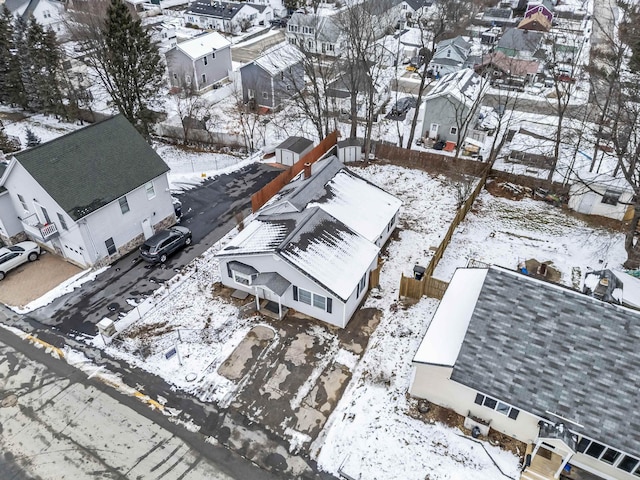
[427,36,472,77]
[4,0,65,36]
[410,266,640,480]
[568,173,634,221]
[0,115,175,268]
[274,136,314,166]
[286,13,343,57]
[165,32,232,91]
[215,156,401,327]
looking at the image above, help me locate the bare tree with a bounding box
[231,83,267,152]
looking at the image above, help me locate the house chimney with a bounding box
[304,162,312,179]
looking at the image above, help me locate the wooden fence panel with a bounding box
[251,131,339,212]
[423,277,449,300]
[369,262,382,289]
[399,274,425,299]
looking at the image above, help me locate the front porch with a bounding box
[521,444,607,480]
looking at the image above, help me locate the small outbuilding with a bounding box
[568,173,634,221]
[337,138,364,163]
[275,136,314,166]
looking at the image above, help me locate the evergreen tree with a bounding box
[102,0,164,135]
[0,7,14,105]
[0,121,20,153]
[26,19,64,115]
[25,127,41,147]
[13,16,32,110]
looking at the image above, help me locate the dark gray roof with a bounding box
[451,266,640,456]
[484,7,512,19]
[403,0,432,10]
[253,272,291,296]
[337,137,364,148]
[228,260,258,276]
[276,136,313,154]
[497,28,543,53]
[187,0,253,20]
[14,115,169,221]
[277,156,344,210]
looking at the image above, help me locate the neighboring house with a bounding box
[185,1,273,34]
[165,32,232,91]
[584,269,640,310]
[4,0,65,35]
[274,136,314,166]
[481,7,516,27]
[525,0,554,23]
[474,51,540,88]
[0,116,175,267]
[568,173,634,221]
[149,21,178,53]
[495,28,544,59]
[399,0,433,27]
[399,27,426,61]
[215,156,401,327]
[427,36,472,77]
[239,43,304,109]
[518,11,552,32]
[410,265,640,480]
[421,69,485,143]
[326,68,392,121]
[286,13,343,57]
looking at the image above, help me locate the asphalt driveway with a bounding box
[28,163,281,336]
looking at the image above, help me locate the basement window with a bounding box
[601,189,622,206]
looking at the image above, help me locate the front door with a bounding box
[429,123,440,139]
[141,218,154,239]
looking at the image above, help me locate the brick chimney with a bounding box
[304,162,312,179]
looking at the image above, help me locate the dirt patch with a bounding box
[407,396,527,458]
[0,252,83,308]
[218,325,275,380]
[124,320,173,339]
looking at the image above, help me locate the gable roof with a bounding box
[402,0,432,11]
[526,0,554,13]
[276,136,313,154]
[288,13,341,43]
[417,266,640,457]
[252,43,304,76]
[497,28,543,53]
[475,51,540,76]
[174,31,230,59]
[518,12,552,31]
[423,69,483,108]
[13,115,169,221]
[218,208,379,301]
[187,0,257,20]
[218,156,400,300]
[433,36,471,62]
[484,7,513,19]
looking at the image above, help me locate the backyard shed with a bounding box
[275,136,314,166]
[337,138,364,162]
[568,173,634,221]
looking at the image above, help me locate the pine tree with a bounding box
[27,19,64,115]
[0,7,14,105]
[102,0,164,135]
[13,17,32,110]
[25,127,41,147]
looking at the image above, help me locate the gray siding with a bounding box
[240,61,304,108]
[422,96,471,143]
[166,46,232,91]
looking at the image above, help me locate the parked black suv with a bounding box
[140,226,192,263]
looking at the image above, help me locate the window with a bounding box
[618,456,639,473]
[119,196,130,214]
[293,286,332,312]
[474,393,519,419]
[173,73,178,80]
[262,91,268,99]
[145,181,155,200]
[450,126,458,135]
[57,213,68,231]
[202,73,206,84]
[186,75,191,84]
[203,55,208,65]
[233,271,252,285]
[17,194,28,211]
[356,273,367,297]
[602,188,622,206]
[601,448,621,465]
[281,71,284,81]
[248,88,255,99]
[41,205,51,224]
[576,437,590,453]
[212,51,215,59]
[105,237,116,255]
[286,85,291,91]
[585,442,606,459]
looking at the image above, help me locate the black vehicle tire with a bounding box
[0,271,4,280]
[160,254,167,263]
[28,252,38,262]
[185,237,192,246]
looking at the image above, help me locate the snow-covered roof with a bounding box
[413,268,488,366]
[253,43,304,75]
[423,69,483,109]
[175,32,230,59]
[308,168,402,243]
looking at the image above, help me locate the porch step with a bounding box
[520,469,553,480]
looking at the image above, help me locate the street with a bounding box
[0,327,270,480]
[27,163,280,336]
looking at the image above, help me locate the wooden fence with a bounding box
[375,144,487,177]
[251,131,338,212]
[399,274,449,300]
[369,260,383,289]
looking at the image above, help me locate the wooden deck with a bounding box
[521,445,563,480]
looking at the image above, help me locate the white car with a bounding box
[0,241,41,280]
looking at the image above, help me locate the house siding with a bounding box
[241,63,275,108]
[166,46,232,91]
[568,183,634,221]
[422,96,471,143]
[219,252,377,328]
[0,192,23,243]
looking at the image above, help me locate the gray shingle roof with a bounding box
[497,28,543,53]
[187,0,251,20]
[14,115,169,221]
[451,266,640,456]
[277,156,344,211]
[276,136,313,154]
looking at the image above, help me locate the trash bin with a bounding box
[97,317,116,338]
[413,265,426,280]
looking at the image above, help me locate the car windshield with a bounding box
[8,246,24,252]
